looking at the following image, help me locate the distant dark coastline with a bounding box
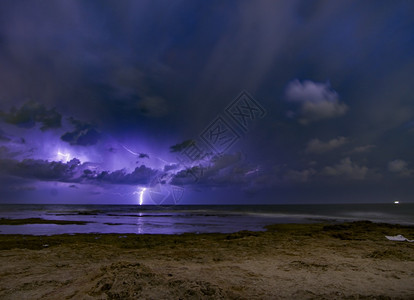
[0,218,90,226]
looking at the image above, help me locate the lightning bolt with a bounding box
[133,187,147,205]
[120,144,172,165]
[121,145,140,156]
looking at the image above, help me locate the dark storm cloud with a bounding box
[387,159,413,177]
[137,96,169,118]
[0,128,11,141]
[0,101,61,130]
[0,146,10,158]
[284,168,316,183]
[349,145,375,154]
[0,1,178,131]
[61,118,101,146]
[0,146,20,159]
[306,137,347,154]
[0,0,411,134]
[0,154,159,186]
[322,157,369,180]
[170,152,255,188]
[87,165,158,185]
[0,157,81,181]
[169,140,197,153]
[163,164,179,172]
[285,80,348,124]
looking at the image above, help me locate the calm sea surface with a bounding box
[0,204,413,235]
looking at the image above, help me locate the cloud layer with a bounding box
[0,101,61,131]
[306,136,347,154]
[0,1,413,203]
[61,118,101,146]
[285,80,348,124]
[323,157,368,180]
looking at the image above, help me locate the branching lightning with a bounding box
[120,144,173,165]
[245,166,260,176]
[57,151,71,162]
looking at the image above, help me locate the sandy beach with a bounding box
[0,221,413,299]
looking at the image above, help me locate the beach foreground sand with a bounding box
[0,221,413,299]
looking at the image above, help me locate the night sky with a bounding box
[0,1,413,205]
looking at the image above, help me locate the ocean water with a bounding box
[0,203,413,235]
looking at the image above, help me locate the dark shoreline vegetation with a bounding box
[1,221,413,254]
[0,218,90,226]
